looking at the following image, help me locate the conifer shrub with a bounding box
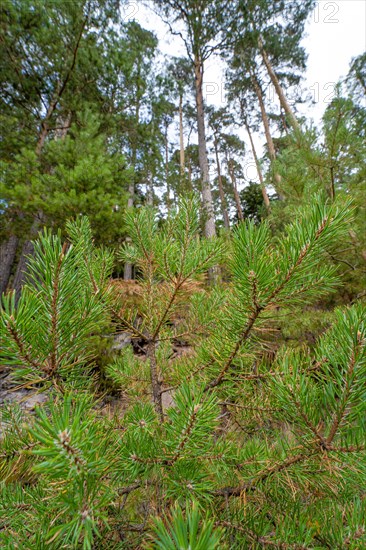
[1,197,365,549]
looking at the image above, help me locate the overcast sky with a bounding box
[125,0,365,186]
[299,0,366,120]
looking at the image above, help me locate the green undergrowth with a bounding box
[1,197,365,549]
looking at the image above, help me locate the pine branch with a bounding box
[214,449,315,497]
[57,429,86,472]
[83,253,99,294]
[205,213,331,391]
[5,315,44,372]
[49,243,67,375]
[147,340,164,422]
[152,278,183,340]
[326,346,357,446]
[111,307,147,341]
[168,404,200,465]
[287,388,328,449]
[266,215,329,305]
[204,302,262,391]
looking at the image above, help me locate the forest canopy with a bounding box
[0,1,365,548]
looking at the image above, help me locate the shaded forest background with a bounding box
[0,1,365,549]
[1,0,365,296]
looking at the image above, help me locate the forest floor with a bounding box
[0,279,330,434]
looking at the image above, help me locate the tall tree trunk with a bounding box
[124,72,142,280]
[124,127,138,280]
[213,137,230,229]
[258,37,301,133]
[179,93,185,176]
[243,117,271,212]
[228,159,244,222]
[0,235,18,295]
[194,55,216,238]
[146,170,154,206]
[251,73,282,190]
[123,182,135,280]
[12,231,36,299]
[165,128,171,213]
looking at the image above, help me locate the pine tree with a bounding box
[220,133,247,221]
[153,0,235,239]
[1,3,365,547]
[1,195,364,549]
[207,106,234,229]
[112,21,159,279]
[166,57,194,180]
[0,0,122,294]
[271,74,366,302]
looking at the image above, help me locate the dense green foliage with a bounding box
[1,199,365,548]
[1,0,365,548]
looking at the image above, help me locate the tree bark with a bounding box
[12,235,35,300]
[251,73,282,190]
[243,117,271,212]
[187,157,192,187]
[146,170,154,206]
[0,235,18,296]
[258,37,301,133]
[54,112,72,140]
[179,93,185,176]
[124,68,142,280]
[194,55,216,238]
[123,181,135,281]
[213,137,230,229]
[228,159,244,222]
[165,128,171,213]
